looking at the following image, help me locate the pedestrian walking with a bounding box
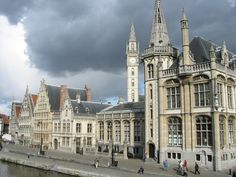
[163,159,169,171]
[194,162,200,174]
[232,170,236,177]
[94,158,99,168]
[184,160,188,171]
[138,166,144,174]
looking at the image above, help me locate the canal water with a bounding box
[0,161,74,177]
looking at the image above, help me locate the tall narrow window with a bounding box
[219,117,225,148]
[99,122,104,140]
[217,83,223,107]
[134,121,141,141]
[228,118,235,144]
[66,123,70,133]
[149,84,153,100]
[131,68,135,76]
[131,79,135,87]
[107,122,112,141]
[76,123,81,133]
[227,86,233,109]
[87,123,92,133]
[148,64,154,78]
[150,105,153,119]
[196,116,212,146]
[168,117,182,146]
[87,137,92,146]
[124,121,130,142]
[167,86,180,109]
[115,121,121,142]
[194,83,210,107]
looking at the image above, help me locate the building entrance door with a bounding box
[149,144,155,158]
[54,139,58,150]
[76,137,81,153]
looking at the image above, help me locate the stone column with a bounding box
[123,142,128,159]
[104,121,108,144]
[213,112,221,171]
[130,120,134,146]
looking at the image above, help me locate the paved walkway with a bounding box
[0,144,231,177]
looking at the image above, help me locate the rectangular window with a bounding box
[63,123,66,132]
[66,137,70,146]
[196,154,200,161]
[87,123,92,133]
[227,86,233,108]
[76,123,81,133]
[167,86,180,109]
[58,123,61,132]
[54,123,57,132]
[168,153,171,159]
[217,83,223,107]
[177,153,181,159]
[208,155,212,162]
[194,83,210,107]
[87,137,92,146]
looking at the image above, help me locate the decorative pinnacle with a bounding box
[129,22,136,42]
[182,8,187,21]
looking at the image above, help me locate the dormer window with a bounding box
[85,107,89,114]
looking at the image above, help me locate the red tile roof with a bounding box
[15,106,21,118]
[0,113,9,124]
[31,94,38,106]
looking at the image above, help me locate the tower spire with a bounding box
[129,22,137,42]
[149,0,170,46]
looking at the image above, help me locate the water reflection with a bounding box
[0,161,74,177]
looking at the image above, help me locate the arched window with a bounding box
[131,79,135,87]
[148,64,154,78]
[114,121,121,142]
[99,122,104,140]
[196,116,212,146]
[219,116,225,148]
[134,121,141,142]
[131,68,135,76]
[168,117,182,146]
[124,121,130,142]
[228,117,235,144]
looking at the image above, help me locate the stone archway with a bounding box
[54,139,58,150]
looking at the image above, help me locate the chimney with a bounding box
[76,92,81,104]
[60,85,68,110]
[85,85,92,101]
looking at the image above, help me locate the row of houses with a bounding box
[9,79,145,158]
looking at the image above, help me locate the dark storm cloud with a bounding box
[0,0,236,75]
[0,0,33,24]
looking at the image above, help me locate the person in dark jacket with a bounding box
[194,162,200,175]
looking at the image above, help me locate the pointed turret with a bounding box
[129,22,137,42]
[149,0,170,46]
[181,8,192,65]
[221,41,229,66]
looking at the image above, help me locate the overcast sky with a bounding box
[0,0,236,115]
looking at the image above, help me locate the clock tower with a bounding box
[126,23,139,102]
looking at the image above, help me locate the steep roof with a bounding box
[45,85,61,111]
[31,94,38,106]
[71,100,110,115]
[103,101,145,112]
[190,37,235,63]
[45,85,87,112]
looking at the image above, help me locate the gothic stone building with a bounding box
[142,0,236,171]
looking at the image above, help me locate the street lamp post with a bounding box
[38,121,43,155]
[109,122,115,166]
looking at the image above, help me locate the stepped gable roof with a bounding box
[71,100,110,115]
[104,101,145,112]
[45,85,61,111]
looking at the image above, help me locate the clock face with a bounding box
[130,57,136,63]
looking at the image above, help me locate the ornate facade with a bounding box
[18,86,38,145]
[32,79,92,150]
[143,0,236,171]
[9,102,22,141]
[52,93,110,154]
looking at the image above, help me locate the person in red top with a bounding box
[184,160,188,171]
